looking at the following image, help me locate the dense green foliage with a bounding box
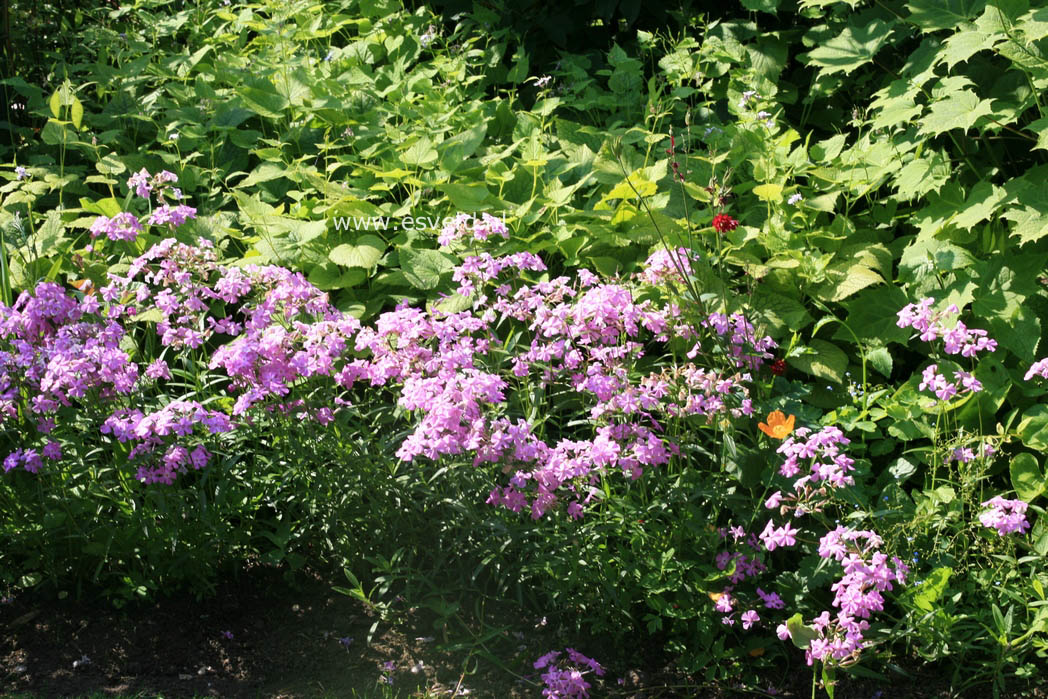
[3,0,1048,695]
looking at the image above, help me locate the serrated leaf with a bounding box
[1002,187,1048,245]
[401,137,438,168]
[1027,116,1048,152]
[399,247,456,290]
[821,264,883,301]
[907,0,985,32]
[921,90,993,136]
[895,150,951,200]
[870,80,923,130]
[792,339,849,384]
[752,183,784,201]
[806,18,894,77]
[329,235,385,269]
[940,28,995,69]
[868,346,893,378]
[954,180,1007,230]
[1010,453,1044,502]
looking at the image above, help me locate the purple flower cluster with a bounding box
[979,496,1031,536]
[897,298,998,356]
[1025,357,1048,381]
[1,282,139,472]
[702,312,777,370]
[438,212,509,247]
[640,247,698,286]
[779,527,908,666]
[533,648,604,698]
[90,212,144,241]
[147,204,197,228]
[127,167,178,200]
[918,364,981,403]
[768,424,855,514]
[100,400,233,484]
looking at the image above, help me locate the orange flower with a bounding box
[758,410,795,440]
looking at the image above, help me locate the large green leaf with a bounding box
[791,339,849,384]
[907,0,987,32]
[920,90,993,136]
[399,247,456,290]
[806,18,894,77]
[912,567,953,612]
[1019,405,1048,452]
[1010,453,1045,502]
[329,235,385,269]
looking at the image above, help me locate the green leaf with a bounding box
[785,613,819,650]
[921,90,994,136]
[810,134,847,162]
[40,119,71,146]
[805,18,894,77]
[1010,453,1045,502]
[741,0,780,12]
[401,137,438,168]
[907,0,985,32]
[940,28,996,69]
[1002,185,1048,245]
[819,264,883,302]
[1018,405,1048,452]
[1027,116,1048,152]
[237,80,289,118]
[954,181,1007,230]
[895,150,952,200]
[870,80,922,130]
[791,339,848,384]
[399,247,456,290]
[70,97,84,130]
[439,183,492,212]
[329,235,385,269]
[912,567,952,612]
[49,88,61,118]
[752,183,784,201]
[440,123,487,173]
[868,346,893,378]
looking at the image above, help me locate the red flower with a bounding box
[770,359,787,376]
[712,213,738,233]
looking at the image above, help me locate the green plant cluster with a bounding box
[3,0,1048,695]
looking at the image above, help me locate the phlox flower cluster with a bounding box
[438,212,508,247]
[779,527,908,666]
[100,401,233,484]
[710,529,781,629]
[88,169,194,243]
[918,364,981,403]
[763,425,855,520]
[979,496,1031,536]
[533,648,604,698]
[1,283,139,472]
[703,312,777,371]
[127,167,178,200]
[1025,357,1048,381]
[896,298,997,357]
[90,212,143,241]
[640,247,698,286]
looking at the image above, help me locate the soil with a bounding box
[2,568,1048,699]
[1,567,538,699]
